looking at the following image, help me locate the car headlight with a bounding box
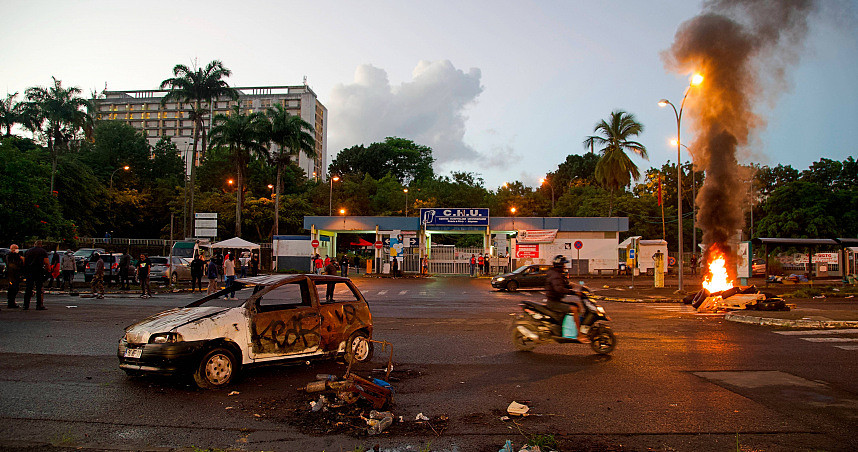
[149,332,183,344]
[494,277,505,282]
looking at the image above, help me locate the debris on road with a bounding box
[507,401,530,416]
[686,285,788,312]
[415,412,429,421]
[228,390,240,396]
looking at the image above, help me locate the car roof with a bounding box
[235,273,351,286]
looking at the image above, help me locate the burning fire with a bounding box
[702,252,734,293]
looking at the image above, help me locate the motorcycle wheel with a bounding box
[589,326,616,355]
[511,320,537,352]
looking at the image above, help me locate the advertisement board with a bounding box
[420,208,489,226]
[515,244,540,259]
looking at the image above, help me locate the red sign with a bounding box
[574,240,583,250]
[374,240,383,249]
[311,239,320,248]
[515,244,540,259]
[668,256,676,266]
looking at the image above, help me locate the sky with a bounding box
[2,0,856,190]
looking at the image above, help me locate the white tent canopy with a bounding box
[210,237,260,250]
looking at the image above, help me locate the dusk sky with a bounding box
[2,0,856,189]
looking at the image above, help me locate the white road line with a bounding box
[801,338,858,343]
[398,290,408,295]
[377,290,388,295]
[774,329,858,336]
[835,345,858,350]
[419,291,427,295]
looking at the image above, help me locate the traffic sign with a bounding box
[374,240,383,249]
[629,249,636,260]
[574,240,583,250]
[311,239,319,248]
[668,256,676,266]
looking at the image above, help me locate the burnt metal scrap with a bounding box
[685,285,788,312]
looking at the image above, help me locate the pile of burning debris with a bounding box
[684,285,788,312]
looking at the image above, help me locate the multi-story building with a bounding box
[95,84,327,180]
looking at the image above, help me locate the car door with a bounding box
[248,277,322,360]
[313,278,371,351]
[519,266,541,288]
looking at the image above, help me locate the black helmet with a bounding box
[552,255,568,268]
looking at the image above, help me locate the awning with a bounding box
[210,237,260,250]
[349,238,374,247]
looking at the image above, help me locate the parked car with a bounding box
[84,253,122,283]
[166,256,192,284]
[491,264,553,292]
[117,274,374,388]
[74,248,105,272]
[752,258,766,276]
[148,256,171,282]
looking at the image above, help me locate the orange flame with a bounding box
[702,252,734,293]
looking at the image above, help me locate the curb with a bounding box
[590,295,679,303]
[724,312,858,329]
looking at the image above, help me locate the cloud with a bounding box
[327,60,483,167]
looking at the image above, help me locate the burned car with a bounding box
[118,274,374,389]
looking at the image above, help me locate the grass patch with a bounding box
[528,433,558,450]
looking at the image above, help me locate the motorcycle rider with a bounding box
[545,255,589,342]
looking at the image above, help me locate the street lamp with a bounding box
[329,175,340,216]
[340,208,346,229]
[267,184,274,199]
[540,177,555,212]
[403,188,409,216]
[110,165,130,191]
[659,72,703,292]
[672,140,698,262]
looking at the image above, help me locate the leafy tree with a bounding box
[160,60,239,236]
[149,136,184,185]
[329,137,434,184]
[25,77,92,196]
[755,181,841,238]
[583,110,648,216]
[266,104,316,235]
[0,92,20,136]
[82,121,151,187]
[752,163,799,199]
[209,106,269,237]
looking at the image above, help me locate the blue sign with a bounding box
[629,249,636,260]
[420,208,489,226]
[574,240,583,250]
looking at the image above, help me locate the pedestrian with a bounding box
[477,254,485,276]
[251,254,259,276]
[137,253,152,298]
[5,244,23,308]
[339,254,349,277]
[91,252,105,299]
[214,252,224,283]
[224,254,236,299]
[324,258,338,300]
[190,253,205,292]
[23,240,50,310]
[391,256,399,278]
[484,253,491,275]
[469,254,476,277]
[47,249,61,289]
[353,255,360,274]
[315,254,324,275]
[690,253,698,276]
[324,255,331,268]
[239,252,249,278]
[421,255,428,275]
[60,250,75,293]
[118,251,132,290]
[206,257,219,295]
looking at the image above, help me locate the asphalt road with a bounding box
[1,275,856,452]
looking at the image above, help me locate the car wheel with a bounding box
[507,281,519,292]
[193,347,238,389]
[171,272,178,285]
[345,331,374,363]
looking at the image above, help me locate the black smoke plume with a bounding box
[662,0,817,277]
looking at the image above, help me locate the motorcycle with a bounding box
[511,293,616,355]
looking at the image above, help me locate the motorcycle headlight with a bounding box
[149,332,182,344]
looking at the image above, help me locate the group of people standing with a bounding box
[311,254,351,277]
[469,253,492,277]
[4,242,50,310]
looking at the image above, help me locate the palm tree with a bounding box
[210,106,269,237]
[0,92,20,136]
[160,60,238,236]
[583,110,648,216]
[266,104,316,236]
[25,77,92,195]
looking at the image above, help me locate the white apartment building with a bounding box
[95,85,328,180]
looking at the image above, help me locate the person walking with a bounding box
[190,254,205,293]
[224,254,236,299]
[206,257,219,295]
[91,252,105,299]
[339,254,349,277]
[469,254,476,277]
[60,250,75,293]
[118,251,132,290]
[477,254,485,276]
[137,253,152,298]
[23,240,49,310]
[421,255,428,275]
[239,252,249,278]
[484,253,491,275]
[250,254,259,276]
[324,258,338,301]
[6,244,23,308]
[314,254,324,275]
[47,250,61,289]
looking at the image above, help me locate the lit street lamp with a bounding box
[329,175,340,216]
[267,184,274,199]
[403,188,409,216]
[540,177,555,212]
[110,165,130,191]
[659,72,703,292]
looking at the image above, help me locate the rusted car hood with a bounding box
[125,307,230,340]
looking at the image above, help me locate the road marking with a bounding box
[377,290,388,295]
[835,345,858,350]
[801,337,858,343]
[419,291,427,295]
[398,290,408,295]
[774,329,858,335]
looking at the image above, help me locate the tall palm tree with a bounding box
[160,60,238,236]
[210,106,269,237]
[25,77,92,195]
[266,104,316,236]
[0,92,20,136]
[583,110,648,216]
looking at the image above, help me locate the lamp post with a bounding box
[110,165,130,192]
[539,178,554,212]
[659,73,703,292]
[403,188,409,216]
[329,175,340,216]
[672,140,697,262]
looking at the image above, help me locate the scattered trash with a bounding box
[415,412,429,421]
[813,295,825,299]
[253,413,262,418]
[507,401,529,416]
[519,446,543,452]
[228,390,240,396]
[225,406,234,410]
[310,395,327,412]
[316,373,338,381]
[302,380,329,393]
[365,410,393,435]
[500,415,510,421]
[499,439,514,452]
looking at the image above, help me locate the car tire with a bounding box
[345,331,374,363]
[193,347,238,389]
[507,281,519,292]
